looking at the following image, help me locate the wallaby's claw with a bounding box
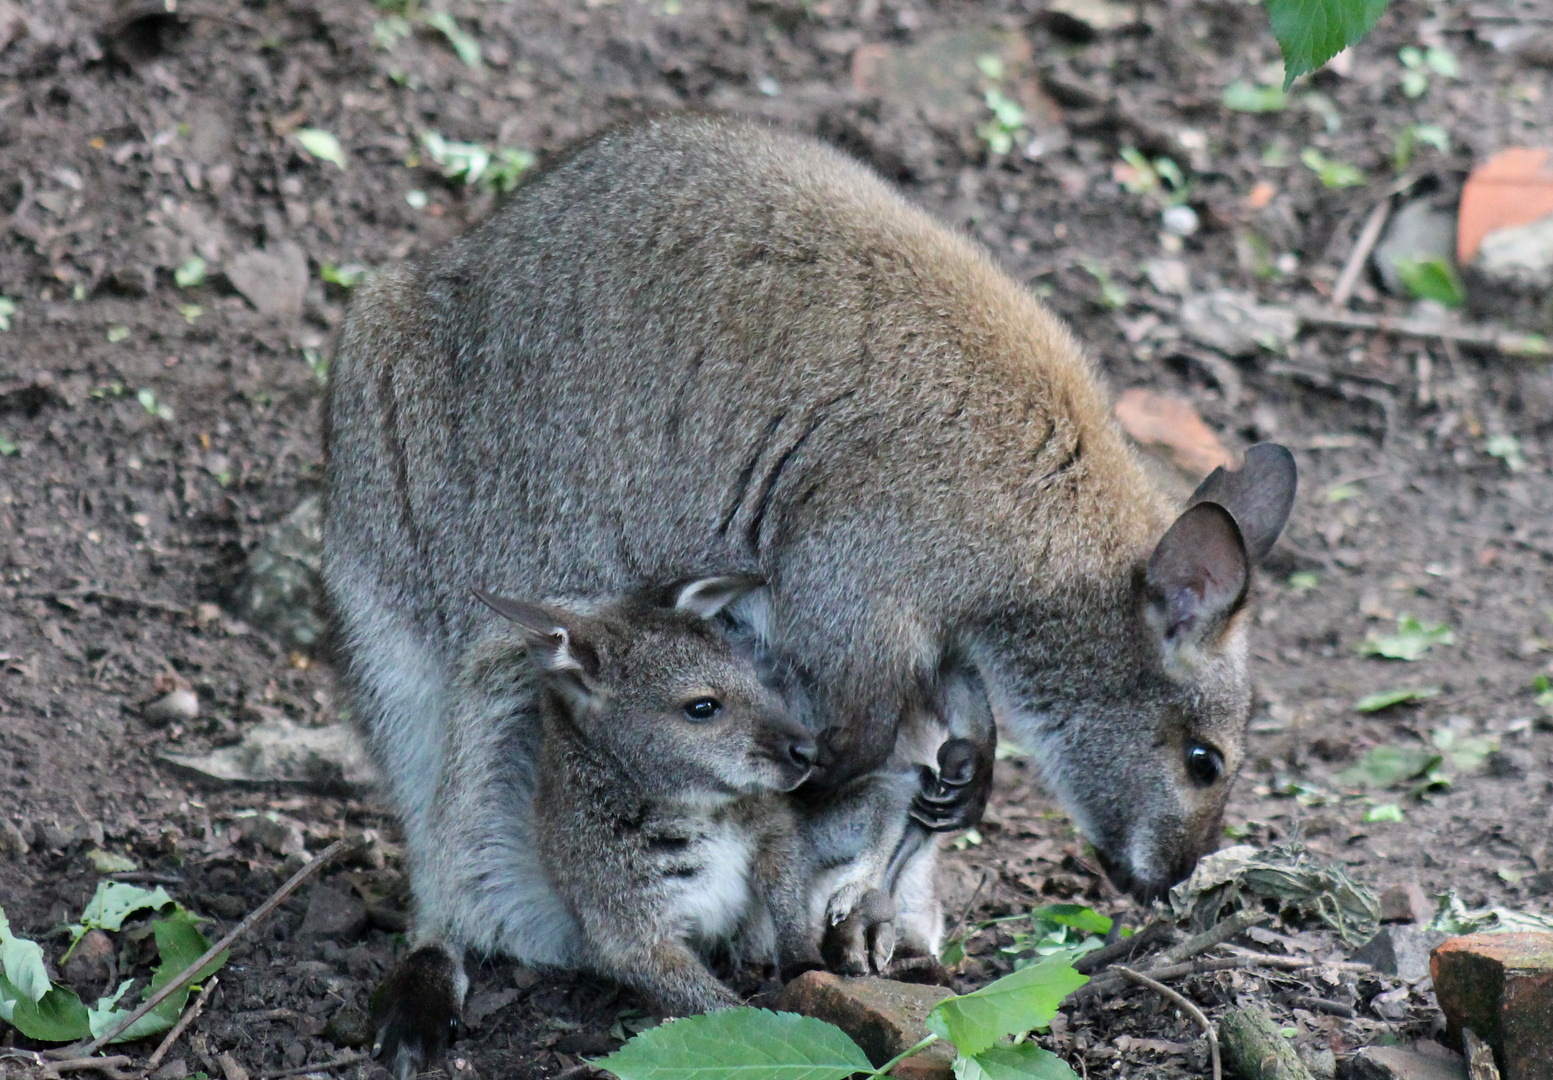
[370,945,464,1080]
[909,738,992,832]
[820,887,896,975]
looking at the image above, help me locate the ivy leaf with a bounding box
[1268,0,1391,88]
[593,1008,873,1080]
[953,1043,1079,1080]
[926,955,1088,1057]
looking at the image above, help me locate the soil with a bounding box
[2,0,1552,1078]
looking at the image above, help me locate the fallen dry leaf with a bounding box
[1115,387,1233,479]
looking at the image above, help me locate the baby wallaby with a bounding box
[371,576,823,1076]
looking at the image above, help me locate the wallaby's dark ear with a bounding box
[473,589,599,683]
[1186,443,1297,561]
[1146,502,1250,656]
[672,573,766,620]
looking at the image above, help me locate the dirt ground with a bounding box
[3,0,1553,1077]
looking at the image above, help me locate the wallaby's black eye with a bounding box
[684,697,721,721]
[1185,743,1224,787]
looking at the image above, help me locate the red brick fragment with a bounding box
[1431,931,1553,1080]
[774,971,956,1080]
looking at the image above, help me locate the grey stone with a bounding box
[324,1004,373,1048]
[61,929,116,993]
[160,717,375,794]
[0,817,27,859]
[298,883,367,942]
[1477,214,1553,288]
[1180,289,1298,355]
[237,495,325,650]
[1345,1044,1467,1080]
[150,1059,190,1080]
[242,813,306,857]
[1354,926,1450,982]
[1373,200,1457,297]
[226,240,308,320]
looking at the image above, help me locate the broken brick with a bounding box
[774,971,955,1080]
[1431,932,1553,1080]
[1457,148,1553,264]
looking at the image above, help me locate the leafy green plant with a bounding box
[1116,147,1190,207]
[1364,803,1403,822]
[1288,571,1319,593]
[1081,262,1129,310]
[1,887,228,1045]
[419,131,536,192]
[138,388,174,422]
[1357,614,1454,660]
[174,257,206,288]
[1335,743,1440,790]
[999,905,1117,967]
[1300,148,1365,189]
[294,128,347,170]
[1267,0,1390,88]
[1394,256,1464,307]
[1533,673,1553,709]
[1223,81,1287,113]
[0,296,14,331]
[1484,435,1526,473]
[1398,45,1458,98]
[977,90,1025,156]
[1393,122,1450,173]
[426,11,482,68]
[1355,685,1440,712]
[595,956,1088,1080]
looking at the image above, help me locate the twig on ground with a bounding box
[143,976,219,1073]
[108,871,186,886]
[1070,953,1320,1004]
[1150,908,1270,968]
[1,1052,139,1080]
[1294,305,1552,356]
[1287,994,1355,1019]
[1073,919,1174,975]
[254,1052,370,1079]
[1331,196,1394,309]
[943,870,989,956]
[1115,966,1220,1080]
[553,1063,607,1080]
[69,836,361,1057]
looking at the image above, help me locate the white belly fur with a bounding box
[671,823,756,945]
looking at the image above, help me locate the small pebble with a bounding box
[1161,204,1199,237]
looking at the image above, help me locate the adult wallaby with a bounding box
[371,576,822,1076]
[325,111,1293,1057]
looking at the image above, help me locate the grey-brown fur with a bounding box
[324,113,1294,1003]
[373,578,823,1077]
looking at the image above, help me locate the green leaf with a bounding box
[1268,0,1391,89]
[926,955,1088,1057]
[593,1008,873,1080]
[0,296,14,331]
[953,1043,1079,1080]
[88,849,139,874]
[1358,614,1454,661]
[320,263,368,288]
[425,12,482,68]
[1364,802,1404,822]
[1355,685,1440,712]
[1394,257,1464,307]
[174,256,207,288]
[1300,147,1366,189]
[1223,81,1287,112]
[149,910,227,996]
[1029,905,1111,936]
[0,909,52,1006]
[77,882,175,937]
[1335,744,1441,790]
[294,128,347,169]
[0,975,92,1042]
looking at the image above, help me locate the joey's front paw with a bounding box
[910,737,992,833]
[820,887,895,976]
[371,945,465,1080]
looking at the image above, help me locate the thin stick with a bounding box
[54,1057,136,1076]
[943,870,990,958]
[1294,305,1552,357]
[1150,908,1269,968]
[1331,197,1392,309]
[254,1052,369,1079]
[1073,918,1173,975]
[1069,953,1318,1003]
[75,837,359,1057]
[143,976,219,1073]
[1115,967,1220,1080]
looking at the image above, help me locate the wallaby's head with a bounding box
[984,445,1297,902]
[475,576,816,799]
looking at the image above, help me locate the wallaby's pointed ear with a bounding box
[1146,503,1250,656]
[473,589,598,683]
[672,573,767,620]
[1186,442,1297,561]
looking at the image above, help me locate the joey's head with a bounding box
[474,576,816,799]
[987,445,1297,902]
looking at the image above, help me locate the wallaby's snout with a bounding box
[758,714,817,792]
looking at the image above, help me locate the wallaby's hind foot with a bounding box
[909,737,992,833]
[820,887,896,975]
[371,943,467,1080]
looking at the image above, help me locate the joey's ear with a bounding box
[1187,443,1297,561]
[1146,502,1250,654]
[671,573,767,620]
[473,589,599,683]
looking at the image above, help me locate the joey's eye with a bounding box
[684,697,721,721]
[1185,743,1224,787]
